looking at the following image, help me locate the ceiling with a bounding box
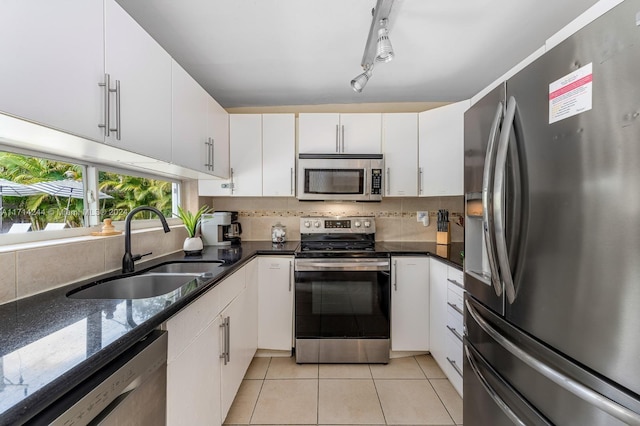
[116,0,600,109]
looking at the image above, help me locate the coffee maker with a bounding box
[201,212,231,246]
[222,211,242,245]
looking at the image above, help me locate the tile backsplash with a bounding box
[0,226,187,305]
[204,196,464,243]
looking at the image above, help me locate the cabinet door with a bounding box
[104,0,172,161]
[0,0,104,142]
[167,317,222,426]
[340,113,382,154]
[262,114,295,197]
[391,257,430,351]
[229,114,262,196]
[171,60,208,171]
[298,113,340,153]
[429,258,448,369]
[208,96,230,178]
[383,113,418,196]
[220,287,255,420]
[258,257,294,350]
[418,100,470,196]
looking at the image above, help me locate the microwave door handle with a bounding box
[364,171,368,196]
[336,125,340,153]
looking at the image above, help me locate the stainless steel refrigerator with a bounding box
[463,1,640,424]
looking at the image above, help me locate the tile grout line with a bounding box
[425,377,457,426]
[248,357,272,425]
[369,363,389,426]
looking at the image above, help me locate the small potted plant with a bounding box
[176,205,212,256]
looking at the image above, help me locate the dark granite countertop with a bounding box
[376,241,464,269]
[0,239,462,425]
[0,241,298,425]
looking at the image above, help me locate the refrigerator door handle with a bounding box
[493,97,518,303]
[464,345,529,426]
[466,299,640,425]
[482,102,504,297]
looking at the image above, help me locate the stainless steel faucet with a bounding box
[122,206,171,273]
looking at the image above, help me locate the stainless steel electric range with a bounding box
[294,216,390,364]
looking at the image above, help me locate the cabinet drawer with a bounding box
[446,267,464,290]
[446,332,463,378]
[446,287,464,315]
[446,305,464,342]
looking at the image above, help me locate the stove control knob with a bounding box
[314,221,321,228]
[354,221,361,228]
[364,220,371,228]
[303,221,311,228]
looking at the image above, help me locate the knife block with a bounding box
[436,223,451,245]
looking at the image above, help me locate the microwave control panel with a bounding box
[371,169,382,195]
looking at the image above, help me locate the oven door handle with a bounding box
[295,260,390,271]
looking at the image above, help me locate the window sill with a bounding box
[0,218,183,253]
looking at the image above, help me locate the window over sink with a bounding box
[0,149,180,242]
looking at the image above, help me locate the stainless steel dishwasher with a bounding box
[28,330,167,425]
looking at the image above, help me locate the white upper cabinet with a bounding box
[383,113,419,197]
[229,114,263,196]
[171,61,208,172]
[298,113,381,154]
[0,0,105,142]
[104,0,172,161]
[208,96,230,178]
[418,100,470,197]
[262,114,296,197]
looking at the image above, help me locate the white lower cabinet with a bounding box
[429,258,464,397]
[257,256,294,351]
[165,262,257,426]
[391,257,430,351]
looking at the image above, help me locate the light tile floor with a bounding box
[224,354,463,426]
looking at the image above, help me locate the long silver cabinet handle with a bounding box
[446,325,463,342]
[110,79,121,140]
[205,138,213,170]
[219,318,227,365]
[289,261,292,292]
[386,168,390,195]
[446,357,463,377]
[98,73,111,137]
[447,302,463,316]
[230,168,235,194]
[336,125,340,152]
[290,167,294,195]
[418,167,423,194]
[341,125,345,152]
[493,98,517,303]
[464,345,530,426]
[482,102,504,298]
[393,260,398,291]
[466,299,640,425]
[210,138,215,171]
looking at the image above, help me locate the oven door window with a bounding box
[304,169,364,194]
[295,270,390,339]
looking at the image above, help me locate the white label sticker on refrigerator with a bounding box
[549,63,593,124]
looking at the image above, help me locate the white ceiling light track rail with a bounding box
[351,0,395,93]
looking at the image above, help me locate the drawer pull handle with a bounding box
[447,357,463,377]
[447,278,464,290]
[447,302,463,316]
[447,325,463,342]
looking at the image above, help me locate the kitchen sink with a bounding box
[145,261,224,274]
[67,273,200,300]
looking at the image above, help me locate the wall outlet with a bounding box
[417,211,429,226]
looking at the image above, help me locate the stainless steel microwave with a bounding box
[296,154,384,201]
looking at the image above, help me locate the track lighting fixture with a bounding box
[350,0,395,93]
